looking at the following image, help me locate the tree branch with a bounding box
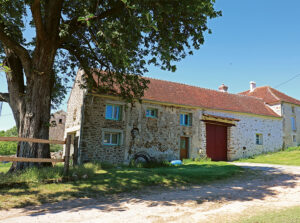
[0,23,32,78]
[44,0,64,44]
[59,2,124,44]
[0,92,9,102]
[30,0,47,41]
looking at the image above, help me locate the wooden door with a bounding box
[206,123,227,161]
[180,137,189,160]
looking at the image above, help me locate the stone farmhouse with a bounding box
[240,83,300,148]
[49,110,66,141]
[65,70,299,164]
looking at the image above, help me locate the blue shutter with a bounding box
[291,117,296,131]
[113,106,119,120]
[105,105,113,119]
[118,106,122,120]
[186,114,190,126]
[180,114,183,125]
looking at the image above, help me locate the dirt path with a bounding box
[1,163,300,223]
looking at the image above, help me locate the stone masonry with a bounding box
[77,94,283,164]
[49,110,66,141]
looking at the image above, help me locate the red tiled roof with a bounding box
[239,86,300,106]
[142,78,279,117]
[91,73,279,117]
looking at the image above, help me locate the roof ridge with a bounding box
[267,87,281,101]
[145,77,266,102]
[269,86,300,105]
[239,85,270,94]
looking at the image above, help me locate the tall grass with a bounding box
[0,162,103,185]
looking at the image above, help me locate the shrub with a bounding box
[0,126,18,155]
[0,142,17,155]
[50,144,63,152]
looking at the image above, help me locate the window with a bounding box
[291,117,297,131]
[73,108,77,121]
[50,120,57,127]
[293,135,297,142]
[103,132,120,145]
[292,106,295,113]
[59,119,62,124]
[146,108,158,118]
[180,113,192,126]
[105,104,121,120]
[256,134,263,145]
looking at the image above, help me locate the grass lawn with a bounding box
[237,206,300,223]
[0,160,243,209]
[235,147,300,166]
[0,162,11,173]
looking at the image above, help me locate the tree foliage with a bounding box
[0,0,221,104]
[0,0,221,168]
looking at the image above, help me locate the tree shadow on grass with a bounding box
[1,163,300,218]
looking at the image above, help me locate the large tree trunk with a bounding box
[4,49,54,171]
[15,74,52,170]
[0,0,63,171]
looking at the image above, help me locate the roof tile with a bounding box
[142,78,279,117]
[91,74,280,117]
[239,86,300,106]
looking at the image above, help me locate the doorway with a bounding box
[206,123,228,161]
[180,137,189,160]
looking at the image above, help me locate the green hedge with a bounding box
[0,126,18,155]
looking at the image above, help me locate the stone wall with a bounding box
[268,104,282,116]
[65,70,85,136]
[49,110,66,141]
[79,96,126,163]
[204,110,283,160]
[282,103,300,148]
[78,94,283,164]
[125,102,202,162]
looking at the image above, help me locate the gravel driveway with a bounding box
[1,162,300,223]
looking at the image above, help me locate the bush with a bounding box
[0,126,18,155]
[50,144,63,152]
[0,141,17,155]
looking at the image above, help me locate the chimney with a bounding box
[218,84,228,93]
[250,81,256,92]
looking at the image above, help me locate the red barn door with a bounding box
[206,123,228,161]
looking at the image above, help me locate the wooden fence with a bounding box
[0,135,73,175]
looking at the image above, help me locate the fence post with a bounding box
[73,136,79,167]
[64,135,71,176]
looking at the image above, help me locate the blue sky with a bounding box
[1,0,300,130]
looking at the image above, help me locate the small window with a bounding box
[73,108,77,121]
[59,119,63,124]
[291,117,297,131]
[50,120,57,127]
[180,113,192,126]
[146,108,158,118]
[293,135,297,142]
[256,134,263,145]
[103,132,120,145]
[292,106,295,113]
[105,104,121,120]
